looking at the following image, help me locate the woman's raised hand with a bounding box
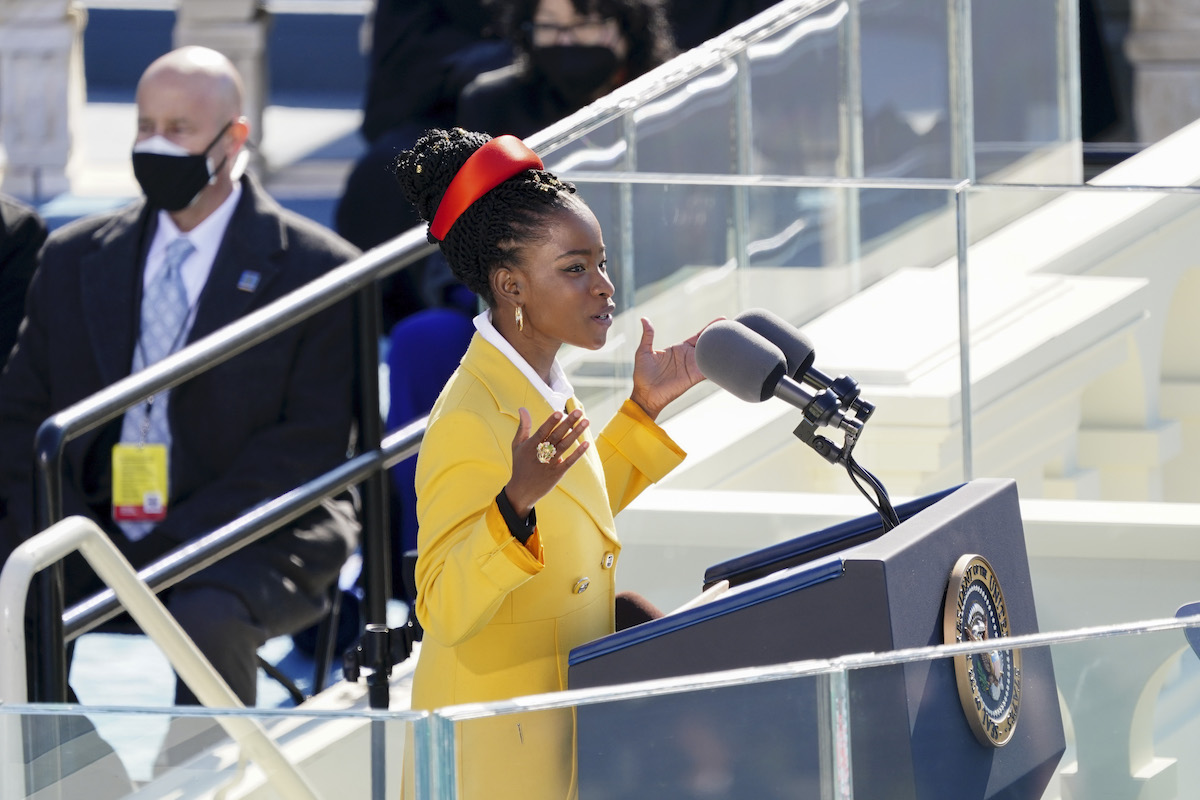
[505,407,591,517]
[629,317,718,420]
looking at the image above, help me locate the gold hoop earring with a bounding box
[515,306,524,332]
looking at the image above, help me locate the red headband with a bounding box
[429,135,545,241]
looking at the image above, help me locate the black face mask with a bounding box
[529,45,621,107]
[131,122,231,212]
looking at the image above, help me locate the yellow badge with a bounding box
[111,443,169,522]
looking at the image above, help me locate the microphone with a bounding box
[699,318,897,529]
[695,320,857,433]
[734,307,815,380]
[734,308,874,421]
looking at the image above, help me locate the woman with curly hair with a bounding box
[395,127,709,798]
[458,0,676,137]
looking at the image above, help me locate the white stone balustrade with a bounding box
[0,0,85,199]
[174,0,268,171]
[0,1,271,199]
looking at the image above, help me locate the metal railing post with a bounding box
[955,185,974,481]
[355,281,392,628]
[948,0,976,183]
[734,49,753,285]
[30,448,67,704]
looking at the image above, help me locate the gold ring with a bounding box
[536,441,556,464]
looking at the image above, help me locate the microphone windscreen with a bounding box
[695,319,787,403]
[735,308,815,379]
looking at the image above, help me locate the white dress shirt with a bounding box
[142,181,243,335]
[473,309,575,412]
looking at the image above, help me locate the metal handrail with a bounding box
[33,226,431,524]
[62,418,426,640]
[0,516,323,800]
[29,226,436,702]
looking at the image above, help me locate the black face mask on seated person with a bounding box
[529,45,621,107]
[131,122,232,212]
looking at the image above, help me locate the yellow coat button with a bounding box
[573,577,590,594]
[602,552,615,569]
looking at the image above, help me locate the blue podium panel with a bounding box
[569,479,1065,799]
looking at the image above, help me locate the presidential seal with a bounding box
[942,553,1021,747]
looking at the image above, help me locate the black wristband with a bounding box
[496,489,537,545]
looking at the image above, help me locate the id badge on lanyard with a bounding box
[112,395,170,522]
[112,443,169,522]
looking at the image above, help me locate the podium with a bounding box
[568,479,1065,799]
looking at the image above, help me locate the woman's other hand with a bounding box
[630,317,719,420]
[505,407,590,516]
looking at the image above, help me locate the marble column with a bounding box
[174,0,268,172]
[0,0,86,200]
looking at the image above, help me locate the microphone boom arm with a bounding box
[790,396,900,532]
[792,414,861,467]
[807,367,875,422]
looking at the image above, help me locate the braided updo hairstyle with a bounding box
[394,128,577,306]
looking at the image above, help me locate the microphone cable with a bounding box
[845,452,901,531]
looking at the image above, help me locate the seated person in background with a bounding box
[395,127,711,799]
[0,193,48,369]
[0,46,360,709]
[664,0,779,51]
[336,0,511,326]
[458,0,677,139]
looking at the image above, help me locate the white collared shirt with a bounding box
[142,181,243,333]
[473,309,575,412]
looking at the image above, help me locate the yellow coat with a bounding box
[405,333,685,799]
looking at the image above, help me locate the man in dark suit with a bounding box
[0,46,360,708]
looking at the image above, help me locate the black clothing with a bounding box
[337,0,509,324]
[0,194,47,368]
[458,64,579,139]
[666,0,779,52]
[360,0,508,143]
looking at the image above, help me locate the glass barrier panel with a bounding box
[424,618,1200,800]
[554,178,960,496]
[844,626,1200,799]
[963,184,1200,503]
[534,0,1075,186]
[972,0,1079,184]
[859,0,954,180]
[540,115,630,176]
[746,1,849,178]
[0,703,420,800]
[444,674,831,799]
[632,61,741,176]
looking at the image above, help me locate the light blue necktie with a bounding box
[118,237,195,540]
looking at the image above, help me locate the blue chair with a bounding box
[385,307,476,603]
